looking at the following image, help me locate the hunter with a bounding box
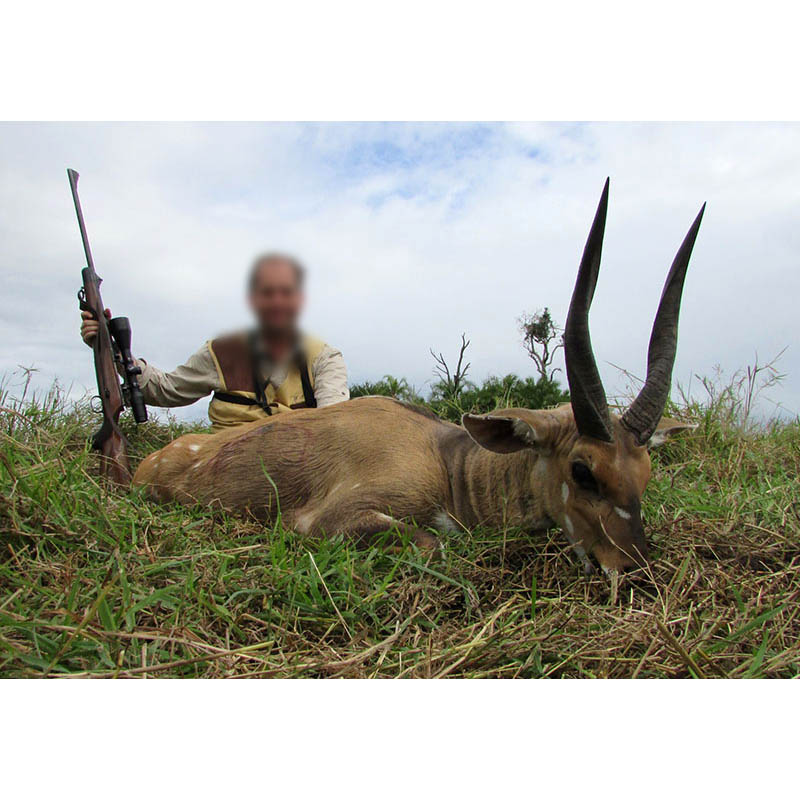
[79,253,350,431]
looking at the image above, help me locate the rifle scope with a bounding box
[108,316,148,424]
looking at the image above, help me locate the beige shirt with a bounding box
[133,341,350,409]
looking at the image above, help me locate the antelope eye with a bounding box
[571,461,599,494]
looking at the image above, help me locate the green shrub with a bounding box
[350,373,569,423]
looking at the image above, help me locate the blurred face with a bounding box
[248,259,304,336]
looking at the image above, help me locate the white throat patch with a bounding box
[433,511,458,533]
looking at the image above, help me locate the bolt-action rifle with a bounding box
[67,168,147,485]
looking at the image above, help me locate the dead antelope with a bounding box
[134,180,704,575]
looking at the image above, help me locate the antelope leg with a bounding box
[305,508,440,552]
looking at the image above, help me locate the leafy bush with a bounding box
[348,375,424,404]
[350,372,569,423]
[433,374,569,421]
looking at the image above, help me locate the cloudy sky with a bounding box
[1,122,798,422]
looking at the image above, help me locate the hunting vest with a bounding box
[207,331,325,431]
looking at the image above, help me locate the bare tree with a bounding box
[431,333,471,399]
[519,308,563,383]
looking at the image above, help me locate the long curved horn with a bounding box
[564,178,614,443]
[621,204,706,445]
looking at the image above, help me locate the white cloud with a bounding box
[1,122,797,422]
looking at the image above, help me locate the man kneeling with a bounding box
[80,253,349,430]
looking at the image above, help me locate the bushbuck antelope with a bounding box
[134,180,703,574]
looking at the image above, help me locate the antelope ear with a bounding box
[462,410,557,454]
[647,417,697,449]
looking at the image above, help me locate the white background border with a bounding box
[3,1,799,120]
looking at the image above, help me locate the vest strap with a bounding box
[211,392,276,408]
[248,331,272,416]
[244,330,317,413]
[298,357,317,409]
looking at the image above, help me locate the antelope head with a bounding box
[463,179,704,574]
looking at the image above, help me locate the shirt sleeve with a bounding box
[312,344,350,407]
[134,343,222,407]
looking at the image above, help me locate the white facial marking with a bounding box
[602,565,620,580]
[614,506,631,520]
[561,481,569,504]
[188,444,201,453]
[564,514,575,535]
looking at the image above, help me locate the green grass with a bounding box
[1,379,799,678]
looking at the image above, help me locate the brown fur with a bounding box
[133,397,692,572]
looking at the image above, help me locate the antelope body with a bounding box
[134,181,704,574]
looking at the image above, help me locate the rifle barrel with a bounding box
[67,168,96,274]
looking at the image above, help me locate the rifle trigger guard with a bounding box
[90,395,103,413]
[77,287,92,313]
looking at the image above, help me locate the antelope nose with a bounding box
[622,560,645,575]
[624,544,649,572]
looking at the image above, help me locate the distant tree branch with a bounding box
[431,333,471,399]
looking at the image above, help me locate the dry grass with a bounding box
[0,374,798,678]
